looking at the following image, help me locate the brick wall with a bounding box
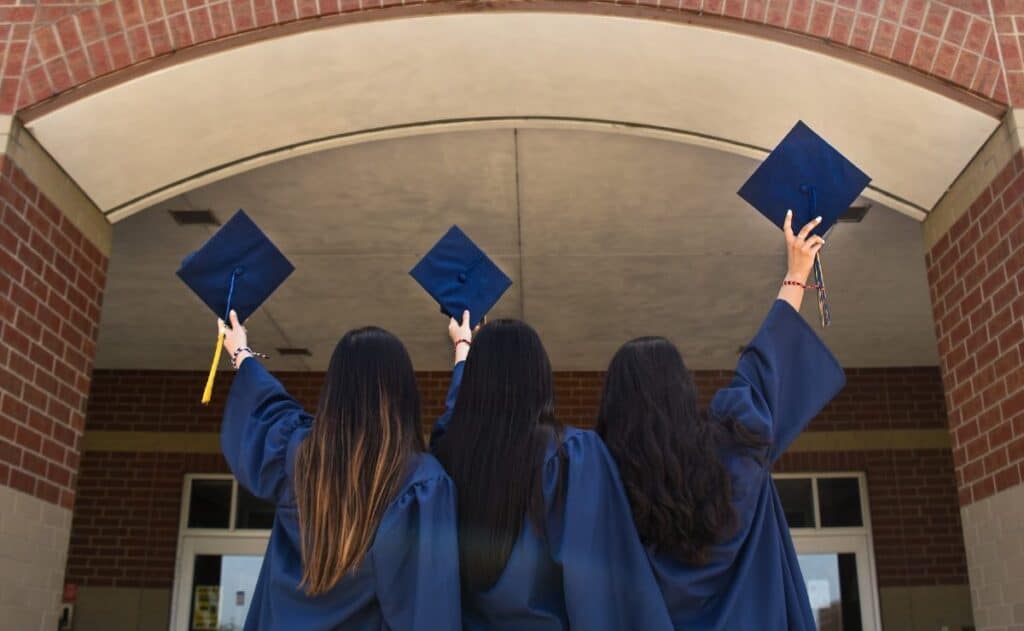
[925,149,1024,507]
[66,452,225,587]
[65,365,965,589]
[0,155,107,510]
[0,0,1014,115]
[83,365,949,433]
[777,449,967,586]
[65,447,968,589]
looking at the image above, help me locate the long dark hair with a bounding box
[434,319,563,591]
[596,336,763,565]
[294,327,424,595]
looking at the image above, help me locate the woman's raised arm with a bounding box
[219,310,311,504]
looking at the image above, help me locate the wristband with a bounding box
[782,280,823,290]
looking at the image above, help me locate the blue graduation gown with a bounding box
[221,358,462,631]
[432,362,673,631]
[649,300,846,630]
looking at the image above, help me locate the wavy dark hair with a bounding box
[434,319,564,592]
[294,327,424,595]
[596,336,764,565]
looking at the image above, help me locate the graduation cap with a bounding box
[177,210,294,404]
[410,225,512,329]
[737,121,871,326]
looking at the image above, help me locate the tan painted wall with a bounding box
[0,485,73,631]
[72,584,975,630]
[70,587,170,631]
[880,585,975,631]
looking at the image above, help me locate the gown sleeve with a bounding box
[429,360,465,451]
[221,358,312,505]
[551,430,674,631]
[373,473,462,631]
[710,300,845,464]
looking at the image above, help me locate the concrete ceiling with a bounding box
[25,12,996,220]
[97,128,939,372]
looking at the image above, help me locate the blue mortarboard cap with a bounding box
[410,225,512,328]
[738,121,871,237]
[176,209,294,323]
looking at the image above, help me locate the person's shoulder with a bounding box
[544,426,609,464]
[391,452,454,505]
[405,452,450,484]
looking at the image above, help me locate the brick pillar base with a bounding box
[0,125,110,630]
[925,110,1024,630]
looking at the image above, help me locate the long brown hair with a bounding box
[596,337,765,565]
[294,327,424,595]
[434,319,564,591]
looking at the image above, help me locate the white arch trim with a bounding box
[25,12,997,219]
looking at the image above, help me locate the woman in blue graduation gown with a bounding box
[218,312,461,631]
[432,313,672,631]
[595,212,846,630]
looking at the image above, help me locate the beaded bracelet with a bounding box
[232,346,269,369]
[782,280,823,290]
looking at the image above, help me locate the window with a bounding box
[773,473,881,631]
[181,476,275,533]
[775,473,865,531]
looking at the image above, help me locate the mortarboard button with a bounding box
[410,225,512,329]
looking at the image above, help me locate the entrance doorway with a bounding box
[169,475,273,631]
[776,473,882,631]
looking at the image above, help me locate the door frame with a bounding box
[169,535,270,631]
[169,474,272,631]
[775,472,883,631]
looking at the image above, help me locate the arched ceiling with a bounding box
[25,12,997,221]
[98,128,939,371]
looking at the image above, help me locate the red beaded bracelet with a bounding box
[782,280,823,290]
[455,339,471,348]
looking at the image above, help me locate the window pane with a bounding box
[818,477,863,527]
[775,478,815,528]
[235,486,275,529]
[187,479,232,529]
[188,554,263,631]
[797,552,862,631]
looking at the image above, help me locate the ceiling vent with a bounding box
[836,205,870,223]
[276,347,312,357]
[169,209,220,226]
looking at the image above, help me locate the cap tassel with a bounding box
[201,332,225,405]
[800,184,831,328]
[201,268,242,405]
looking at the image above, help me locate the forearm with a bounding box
[776,273,807,313]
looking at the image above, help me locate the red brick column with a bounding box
[925,112,1024,629]
[0,134,110,631]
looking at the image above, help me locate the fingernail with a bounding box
[815,216,822,222]
[786,210,792,215]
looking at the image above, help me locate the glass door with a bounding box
[795,535,879,631]
[171,536,268,631]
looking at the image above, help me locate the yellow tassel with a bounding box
[202,332,225,405]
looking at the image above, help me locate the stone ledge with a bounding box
[0,116,111,255]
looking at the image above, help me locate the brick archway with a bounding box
[3,0,1012,116]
